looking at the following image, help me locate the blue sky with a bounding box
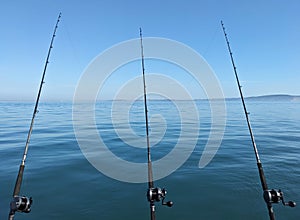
[0,0,299,101]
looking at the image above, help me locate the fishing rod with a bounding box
[139,28,173,220]
[8,13,61,220]
[221,21,295,220]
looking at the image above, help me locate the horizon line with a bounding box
[1,94,300,103]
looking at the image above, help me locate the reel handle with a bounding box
[284,201,296,207]
[263,189,296,208]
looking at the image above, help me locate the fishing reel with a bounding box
[147,187,173,207]
[263,189,296,207]
[10,196,33,214]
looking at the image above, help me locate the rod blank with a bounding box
[221,20,295,220]
[9,12,61,220]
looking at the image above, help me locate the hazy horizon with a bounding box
[1,93,300,103]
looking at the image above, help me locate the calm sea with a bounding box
[0,100,299,220]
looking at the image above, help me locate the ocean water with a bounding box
[0,100,299,220]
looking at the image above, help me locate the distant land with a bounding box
[113,94,300,101]
[226,94,300,102]
[116,94,300,101]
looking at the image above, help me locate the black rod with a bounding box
[221,21,295,220]
[9,12,61,220]
[139,28,156,220]
[220,20,274,219]
[139,28,173,220]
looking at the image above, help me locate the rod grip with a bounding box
[257,162,268,191]
[13,164,25,196]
